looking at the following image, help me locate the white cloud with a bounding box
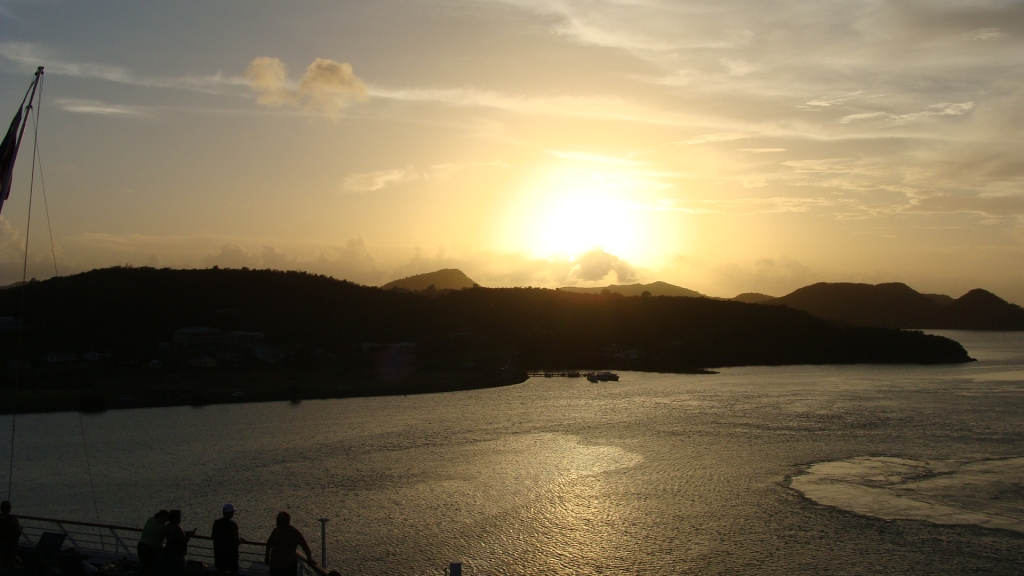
[340,168,417,194]
[567,248,637,283]
[340,161,505,194]
[245,57,369,116]
[679,132,749,145]
[546,150,643,165]
[369,86,695,126]
[55,98,148,116]
[0,42,246,94]
[657,196,835,215]
[839,102,975,124]
[964,28,1002,41]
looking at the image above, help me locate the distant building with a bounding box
[0,317,21,332]
[188,356,218,368]
[5,359,29,370]
[227,331,264,347]
[216,351,246,363]
[362,342,417,373]
[174,327,226,348]
[601,344,623,358]
[623,348,645,360]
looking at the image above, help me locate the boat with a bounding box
[586,371,619,382]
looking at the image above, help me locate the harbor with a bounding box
[526,371,620,382]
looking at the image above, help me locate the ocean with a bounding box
[3,330,1023,574]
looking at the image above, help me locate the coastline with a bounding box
[0,367,531,415]
[0,365,727,415]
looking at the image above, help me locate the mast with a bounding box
[3,67,43,502]
[0,67,44,215]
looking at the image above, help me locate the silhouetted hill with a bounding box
[382,268,477,291]
[559,281,704,298]
[770,283,942,329]
[924,293,955,306]
[768,282,1024,330]
[0,268,971,371]
[946,289,1024,330]
[733,292,776,304]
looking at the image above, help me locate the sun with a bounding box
[517,166,650,262]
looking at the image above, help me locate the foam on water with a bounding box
[791,456,1024,532]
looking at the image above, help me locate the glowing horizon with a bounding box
[0,1,1022,302]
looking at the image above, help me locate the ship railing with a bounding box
[17,515,273,574]
[295,554,328,576]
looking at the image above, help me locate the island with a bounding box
[0,267,973,413]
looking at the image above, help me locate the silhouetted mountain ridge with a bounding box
[767,282,1024,330]
[0,267,972,370]
[559,281,704,298]
[733,292,777,304]
[382,268,477,292]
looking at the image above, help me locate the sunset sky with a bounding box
[1,1,1022,302]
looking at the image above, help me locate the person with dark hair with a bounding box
[157,510,194,576]
[138,510,169,576]
[264,512,314,576]
[0,501,21,570]
[212,504,243,575]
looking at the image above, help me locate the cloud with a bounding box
[964,28,1002,41]
[657,196,835,215]
[369,86,696,126]
[244,57,369,115]
[546,150,643,165]
[803,92,864,108]
[904,193,1024,217]
[709,256,817,300]
[55,98,148,116]
[199,237,383,284]
[0,42,245,94]
[340,162,505,193]
[720,58,753,76]
[341,168,417,194]
[740,148,786,153]
[680,132,749,145]
[0,216,65,285]
[839,102,975,124]
[567,249,637,283]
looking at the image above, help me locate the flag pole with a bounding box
[15,68,44,151]
[0,67,43,215]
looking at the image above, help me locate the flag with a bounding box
[0,106,24,215]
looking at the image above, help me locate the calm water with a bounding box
[2,330,1024,575]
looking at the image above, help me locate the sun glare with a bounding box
[515,165,653,262]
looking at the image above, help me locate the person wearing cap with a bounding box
[212,504,244,575]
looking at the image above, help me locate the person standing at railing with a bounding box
[0,501,21,571]
[212,504,244,575]
[264,511,315,576]
[138,510,169,576]
[158,510,194,576]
